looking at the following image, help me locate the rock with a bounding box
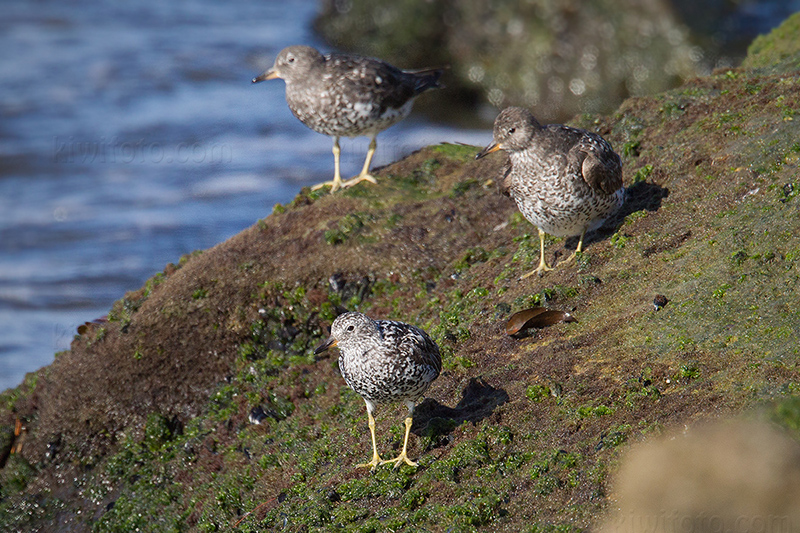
[314,0,787,122]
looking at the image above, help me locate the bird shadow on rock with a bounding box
[620,180,670,216]
[567,180,670,251]
[411,377,510,446]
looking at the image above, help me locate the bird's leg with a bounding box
[380,402,419,468]
[312,137,345,192]
[356,403,383,470]
[563,229,587,264]
[519,228,554,279]
[333,138,343,190]
[341,135,379,188]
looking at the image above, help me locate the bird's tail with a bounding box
[408,66,447,93]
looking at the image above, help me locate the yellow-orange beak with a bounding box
[252,68,280,83]
[475,142,502,160]
[314,336,337,355]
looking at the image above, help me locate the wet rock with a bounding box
[313,0,770,123]
[652,294,668,311]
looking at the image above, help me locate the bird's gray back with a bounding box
[507,124,624,237]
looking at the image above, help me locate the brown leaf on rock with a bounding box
[77,316,108,335]
[505,307,577,336]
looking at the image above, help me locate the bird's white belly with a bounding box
[340,352,434,405]
[514,185,624,237]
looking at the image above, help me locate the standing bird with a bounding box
[253,45,443,192]
[314,311,441,469]
[476,107,624,277]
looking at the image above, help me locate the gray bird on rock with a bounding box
[315,311,441,469]
[254,45,443,192]
[477,106,624,277]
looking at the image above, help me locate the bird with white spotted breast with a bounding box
[253,45,443,193]
[314,311,441,470]
[476,106,624,277]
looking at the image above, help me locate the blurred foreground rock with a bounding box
[601,420,800,533]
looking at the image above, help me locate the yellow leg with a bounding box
[356,407,382,470]
[576,230,586,254]
[341,136,378,189]
[312,137,346,192]
[520,228,554,279]
[564,229,587,264]
[380,403,419,469]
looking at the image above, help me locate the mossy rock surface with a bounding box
[2,13,800,533]
[742,11,800,72]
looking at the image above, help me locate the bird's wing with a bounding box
[572,133,623,195]
[381,321,442,375]
[327,53,442,110]
[326,54,413,106]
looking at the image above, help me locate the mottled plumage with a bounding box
[477,106,624,276]
[315,311,441,469]
[253,45,442,192]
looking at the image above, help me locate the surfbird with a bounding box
[314,311,441,469]
[476,106,624,277]
[253,45,443,192]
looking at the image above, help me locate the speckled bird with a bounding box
[314,311,441,469]
[476,106,624,277]
[253,45,443,192]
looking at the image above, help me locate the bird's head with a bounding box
[476,106,542,159]
[314,311,377,355]
[252,45,323,84]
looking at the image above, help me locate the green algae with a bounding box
[324,213,371,245]
[526,384,552,403]
[742,12,800,71]
[772,396,800,437]
[631,163,653,184]
[431,143,481,161]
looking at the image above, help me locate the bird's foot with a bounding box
[379,452,418,469]
[341,173,378,189]
[311,178,343,193]
[519,262,554,280]
[356,452,383,471]
[562,250,590,269]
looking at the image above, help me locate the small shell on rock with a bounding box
[505,307,577,336]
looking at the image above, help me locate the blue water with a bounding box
[0,0,494,391]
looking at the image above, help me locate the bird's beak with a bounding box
[314,336,337,355]
[252,68,279,83]
[475,142,502,160]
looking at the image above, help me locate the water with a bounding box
[0,0,493,391]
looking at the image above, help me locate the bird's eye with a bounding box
[347,325,354,331]
[287,55,295,64]
[508,127,516,135]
